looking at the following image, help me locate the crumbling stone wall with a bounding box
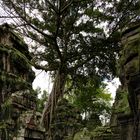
[0,24,34,104]
[0,24,45,140]
[111,22,140,140]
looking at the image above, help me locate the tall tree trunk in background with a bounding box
[41,70,67,139]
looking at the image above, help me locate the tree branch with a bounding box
[69,54,96,72]
[0,16,20,18]
[60,0,73,14]
[7,0,54,40]
[45,0,59,14]
[33,63,56,72]
[108,0,135,38]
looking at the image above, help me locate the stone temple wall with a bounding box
[111,22,140,140]
[0,24,45,140]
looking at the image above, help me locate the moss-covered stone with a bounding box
[110,86,130,126]
[0,23,31,59]
[113,87,130,113]
[73,126,120,140]
[111,21,140,140]
[0,24,44,140]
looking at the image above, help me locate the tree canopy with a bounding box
[1,0,121,76]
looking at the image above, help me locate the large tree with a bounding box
[1,0,139,138]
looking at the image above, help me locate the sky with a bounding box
[104,78,120,99]
[32,68,53,93]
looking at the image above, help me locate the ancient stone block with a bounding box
[0,24,45,140]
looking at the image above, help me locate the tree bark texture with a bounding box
[41,70,67,138]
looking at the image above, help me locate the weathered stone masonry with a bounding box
[111,22,140,140]
[0,24,45,140]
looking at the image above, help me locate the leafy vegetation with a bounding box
[35,87,49,112]
[36,81,112,139]
[50,98,82,140]
[73,126,114,140]
[65,76,112,129]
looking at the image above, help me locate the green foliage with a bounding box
[35,87,49,112]
[0,98,13,140]
[74,126,117,140]
[113,88,130,114]
[0,71,32,93]
[0,44,31,71]
[66,75,112,130]
[91,126,113,137]
[74,129,91,140]
[0,98,12,121]
[0,122,9,140]
[0,42,34,96]
[50,98,82,140]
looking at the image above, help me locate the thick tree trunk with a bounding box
[41,70,67,139]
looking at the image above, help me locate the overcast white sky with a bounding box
[32,68,53,93]
[104,78,120,99]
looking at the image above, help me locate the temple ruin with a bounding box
[0,24,45,140]
[109,22,140,140]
